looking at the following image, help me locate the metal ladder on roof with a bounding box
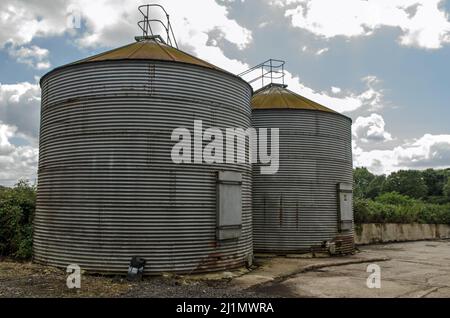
[135,4,178,49]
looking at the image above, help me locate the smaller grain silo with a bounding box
[250,72,354,254]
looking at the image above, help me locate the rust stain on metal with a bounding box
[193,252,241,273]
[209,241,218,249]
[263,196,266,225]
[279,195,283,227]
[333,233,355,254]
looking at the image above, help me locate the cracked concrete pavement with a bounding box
[234,240,450,298]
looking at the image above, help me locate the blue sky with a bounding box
[1,0,450,185]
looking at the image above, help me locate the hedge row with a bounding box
[0,181,35,259]
[354,193,450,224]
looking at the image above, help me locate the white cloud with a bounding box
[7,45,51,69]
[353,134,450,174]
[0,81,41,143]
[281,72,385,113]
[0,122,15,148]
[36,61,51,70]
[150,1,253,73]
[299,45,330,56]
[278,0,450,49]
[0,81,40,185]
[315,47,329,55]
[331,86,341,94]
[0,0,77,68]
[358,76,384,110]
[0,121,38,186]
[0,0,70,47]
[71,0,252,66]
[353,113,393,143]
[0,0,253,74]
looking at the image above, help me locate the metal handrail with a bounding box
[137,4,178,48]
[138,19,171,45]
[238,59,285,87]
[247,70,284,84]
[238,59,284,76]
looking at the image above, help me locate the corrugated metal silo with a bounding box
[34,38,253,274]
[251,83,354,254]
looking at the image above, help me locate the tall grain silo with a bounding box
[34,7,253,274]
[251,82,354,254]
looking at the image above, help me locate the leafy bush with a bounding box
[353,198,370,224]
[354,197,450,225]
[353,168,450,224]
[375,192,416,206]
[0,180,35,259]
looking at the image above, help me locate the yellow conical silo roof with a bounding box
[68,39,222,71]
[251,83,337,114]
[40,38,243,86]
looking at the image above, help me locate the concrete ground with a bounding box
[237,240,450,298]
[1,240,449,297]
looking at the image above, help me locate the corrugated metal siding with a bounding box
[34,60,253,274]
[252,109,354,253]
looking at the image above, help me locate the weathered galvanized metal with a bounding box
[251,83,354,254]
[34,39,253,274]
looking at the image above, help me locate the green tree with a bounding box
[444,178,450,200]
[366,175,386,199]
[422,169,446,197]
[353,167,375,198]
[383,170,428,199]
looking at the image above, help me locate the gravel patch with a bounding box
[0,259,267,298]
